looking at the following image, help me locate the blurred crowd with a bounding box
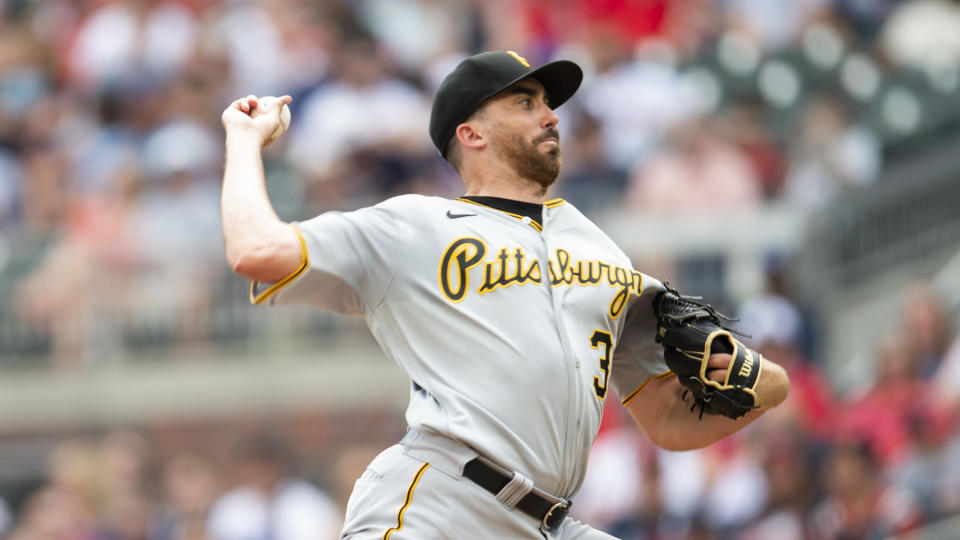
[0,429,350,540]
[1,0,960,538]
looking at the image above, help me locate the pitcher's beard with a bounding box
[500,132,561,188]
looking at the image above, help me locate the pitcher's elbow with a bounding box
[227,234,303,283]
[229,252,256,277]
[772,375,790,407]
[643,425,710,452]
[226,243,277,280]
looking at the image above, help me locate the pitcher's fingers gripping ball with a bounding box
[222,95,292,147]
[250,96,292,145]
[654,285,763,420]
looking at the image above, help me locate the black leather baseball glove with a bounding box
[654,285,762,420]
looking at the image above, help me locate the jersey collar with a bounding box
[457,196,566,232]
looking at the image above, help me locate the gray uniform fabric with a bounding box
[256,195,669,538]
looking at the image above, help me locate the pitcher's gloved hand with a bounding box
[654,286,762,420]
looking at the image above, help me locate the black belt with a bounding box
[462,458,570,531]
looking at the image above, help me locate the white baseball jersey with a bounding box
[253,195,669,499]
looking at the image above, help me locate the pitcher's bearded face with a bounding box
[482,78,563,187]
[495,127,561,187]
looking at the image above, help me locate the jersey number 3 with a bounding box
[590,330,613,399]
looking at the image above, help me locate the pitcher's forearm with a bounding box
[222,129,277,261]
[627,377,756,451]
[221,129,301,281]
[626,357,790,451]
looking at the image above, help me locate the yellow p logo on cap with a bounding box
[506,50,530,68]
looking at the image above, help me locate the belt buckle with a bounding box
[540,501,569,532]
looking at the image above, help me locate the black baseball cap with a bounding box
[429,51,583,157]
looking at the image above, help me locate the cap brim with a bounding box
[525,60,583,109]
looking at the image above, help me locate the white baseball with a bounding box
[254,96,291,143]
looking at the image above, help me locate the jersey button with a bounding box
[521,216,531,224]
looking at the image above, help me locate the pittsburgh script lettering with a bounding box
[438,238,643,317]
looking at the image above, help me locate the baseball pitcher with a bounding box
[220,51,790,539]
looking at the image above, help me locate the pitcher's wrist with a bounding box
[226,125,266,148]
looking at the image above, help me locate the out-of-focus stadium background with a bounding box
[1,0,960,538]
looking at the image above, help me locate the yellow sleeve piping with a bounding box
[620,370,675,406]
[249,224,309,305]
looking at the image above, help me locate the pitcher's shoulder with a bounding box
[547,199,596,227]
[375,194,454,214]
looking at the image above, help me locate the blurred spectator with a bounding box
[260,0,341,95]
[150,453,220,540]
[739,253,820,355]
[839,332,930,464]
[205,0,289,97]
[697,437,767,533]
[90,431,154,539]
[573,407,655,532]
[18,138,72,237]
[285,35,433,206]
[66,0,199,91]
[97,492,153,540]
[934,334,960,406]
[575,34,701,172]
[554,113,629,212]
[655,447,707,534]
[136,118,222,254]
[69,88,142,198]
[137,118,221,254]
[206,433,341,540]
[737,431,818,540]
[713,103,787,199]
[724,0,831,52]
[45,438,101,518]
[782,93,881,211]
[626,118,762,213]
[604,454,665,540]
[936,425,960,517]
[900,282,951,378]
[98,431,151,503]
[7,485,95,540]
[738,289,805,354]
[834,0,904,41]
[810,439,924,539]
[890,402,960,521]
[0,13,50,144]
[355,0,469,73]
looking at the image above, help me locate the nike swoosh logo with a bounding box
[446,210,476,219]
